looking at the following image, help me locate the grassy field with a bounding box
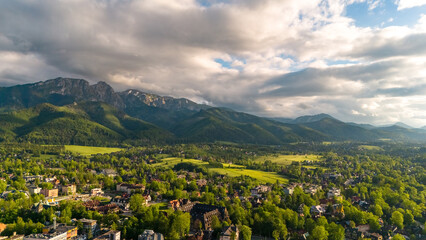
[210,167,288,184]
[64,145,122,155]
[152,157,210,168]
[358,145,384,151]
[153,157,288,184]
[254,154,321,166]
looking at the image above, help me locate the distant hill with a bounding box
[271,113,335,124]
[172,108,327,144]
[393,122,414,129]
[301,117,379,141]
[0,102,173,145]
[291,113,336,124]
[1,78,426,145]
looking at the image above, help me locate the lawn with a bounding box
[64,145,122,155]
[153,157,288,184]
[254,154,322,166]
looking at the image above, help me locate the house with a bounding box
[101,169,117,178]
[31,202,45,213]
[60,185,76,196]
[143,195,151,205]
[250,185,270,197]
[196,179,207,187]
[359,201,370,210]
[310,205,325,218]
[345,228,364,240]
[357,224,370,234]
[369,233,383,240]
[93,230,120,240]
[28,186,42,195]
[327,187,341,199]
[351,196,361,204]
[116,183,145,194]
[90,188,104,196]
[41,188,59,198]
[138,230,164,240]
[219,225,239,240]
[111,196,130,210]
[283,183,303,195]
[304,185,322,195]
[23,175,43,183]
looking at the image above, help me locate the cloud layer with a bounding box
[0,0,426,127]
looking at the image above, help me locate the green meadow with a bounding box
[64,145,122,155]
[358,145,384,151]
[153,157,288,184]
[254,154,322,166]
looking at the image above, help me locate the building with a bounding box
[41,219,77,240]
[23,175,43,183]
[116,183,145,194]
[111,197,130,210]
[29,186,42,195]
[41,189,59,198]
[327,187,341,199]
[219,225,239,240]
[93,231,120,240]
[90,188,104,197]
[250,185,270,197]
[178,202,229,230]
[369,233,383,240]
[24,232,67,240]
[101,169,117,178]
[138,230,164,240]
[60,185,76,196]
[310,205,325,218]
[196,179,207,187]
[32,202,45,213]
[79,219,99,238]
[283,183,303,195]
[304,185,322,195]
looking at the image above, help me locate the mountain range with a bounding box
[1,78,425,145]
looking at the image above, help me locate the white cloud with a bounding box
[397,0,426,10]
[0,0,425,126]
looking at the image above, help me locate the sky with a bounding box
[1,0,426,127]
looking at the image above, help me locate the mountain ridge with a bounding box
[1,78,426,145]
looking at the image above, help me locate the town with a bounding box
[0,143,424,240]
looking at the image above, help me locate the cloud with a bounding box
[397,0,426,10]
[0,0,426,126]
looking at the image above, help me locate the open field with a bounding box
[209,167,288,184]
[254,154,322,166]
[64,145,122,155]
[153,157,288,184]
[152,157,210,168]
[358,145,384,151]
